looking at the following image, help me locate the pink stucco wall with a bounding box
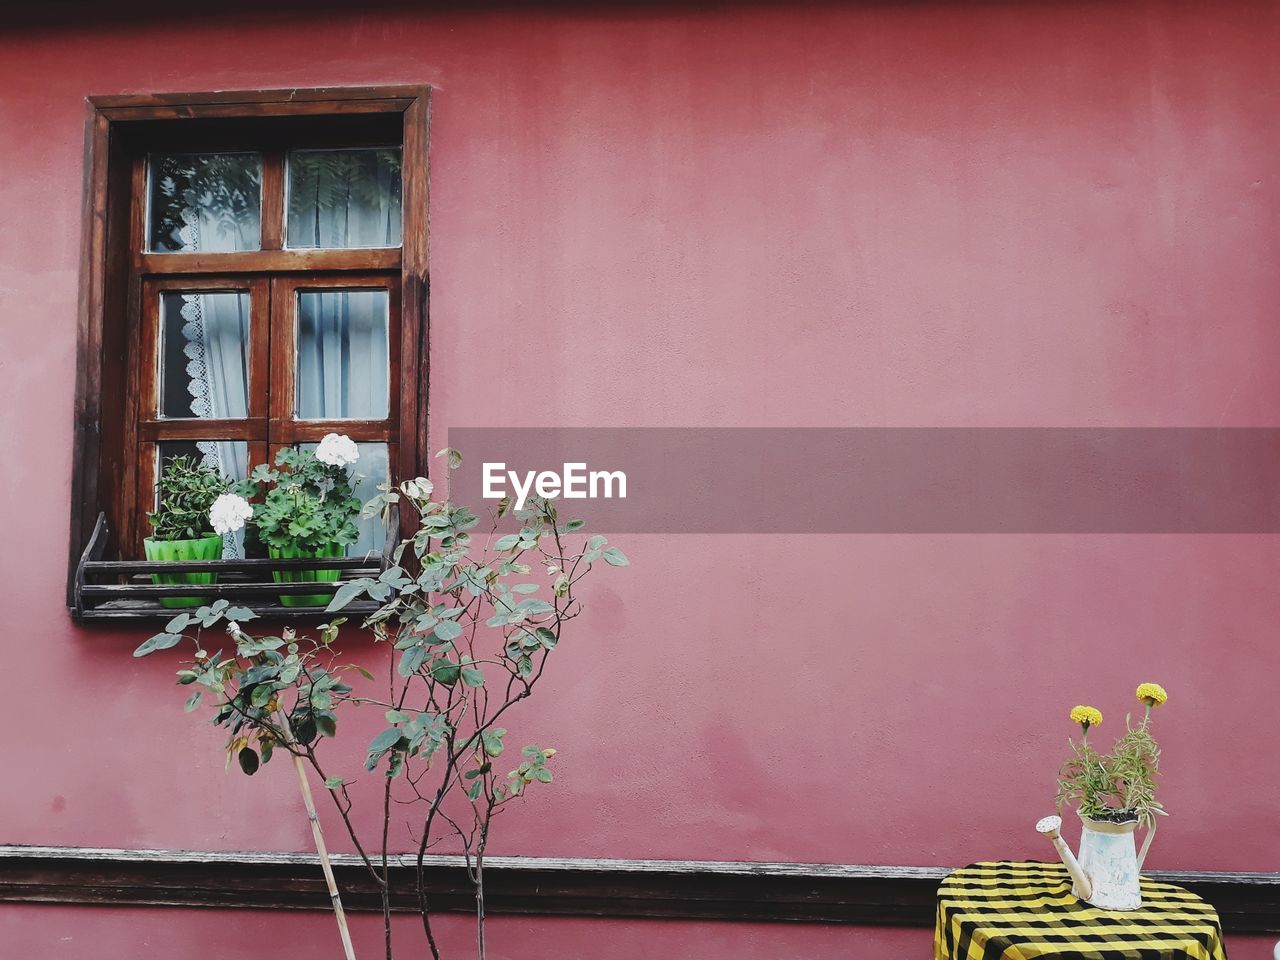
[0,0,1277,956]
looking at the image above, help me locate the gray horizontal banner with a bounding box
[445,428,1280,533]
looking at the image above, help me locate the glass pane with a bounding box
[299,441,389,556]
[159,291,251,419]
[286,148,402,249]
[157,440,249,558]
[296,289,389,419]
[149,153,262,253]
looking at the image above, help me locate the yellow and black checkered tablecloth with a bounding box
[935,861,1227,960]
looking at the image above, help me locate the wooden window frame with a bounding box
[68,86,430,610]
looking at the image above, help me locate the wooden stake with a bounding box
[279,710,358,960]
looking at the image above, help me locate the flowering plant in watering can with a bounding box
[1036,683,1170,910]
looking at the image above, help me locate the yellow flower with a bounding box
[1069,705,1103,730]
[1136,683,1168,707]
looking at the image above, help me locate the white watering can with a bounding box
[1036,812,1157,911]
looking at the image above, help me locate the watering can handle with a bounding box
[1136,817,1157,872]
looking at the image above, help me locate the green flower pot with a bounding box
[270,542,344,607]
[143,534,224,609]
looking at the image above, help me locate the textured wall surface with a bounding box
[0,0,1277,956]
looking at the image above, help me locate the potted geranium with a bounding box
[145,455,231,608]
[219,434,362,606]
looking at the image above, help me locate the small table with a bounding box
[935,861,1227,960]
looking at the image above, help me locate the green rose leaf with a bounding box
[480,727,507,757]
[134,632,182,657]
[238,747,260,776]
[398,645,428,677]
[165,613,191,633]
[433,619,463,642]
[326,578,373,613]
[368,728,402,754]
[430,659,461,686]
[314,713,337,738]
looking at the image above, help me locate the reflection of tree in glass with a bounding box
[287,148,403,248]
[151,154,262,252]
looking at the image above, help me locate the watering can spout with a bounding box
[1035,815,1092,901]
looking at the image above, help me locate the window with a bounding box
[69,88,429,607]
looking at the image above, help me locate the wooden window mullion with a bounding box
[261,151,285,251]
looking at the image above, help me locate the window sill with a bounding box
[72,513,389,623]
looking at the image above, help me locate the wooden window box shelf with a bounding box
[72,512,391,623]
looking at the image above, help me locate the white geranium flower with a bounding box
[209,493,253,535]
[315,433,360,468]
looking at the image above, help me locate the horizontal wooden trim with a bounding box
[83,581,363,599]
[91,88,430,123]
[138,249,401,275]
[0,846,1275,933]
[138,419,267,441]
[91,86,426,111]
[88,556,382,574]
[76,601,384,622]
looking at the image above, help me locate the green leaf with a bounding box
[534,767,553,783]
[238,747,260,776]
[326,578,373,613]
[398,645,428,677]
[250,684,275,708]
[368,728,402,755]
[224,606,258,621]
[494,534,520,551]
[587,535,608,550]
[165,613,191,633]
[183,691,202,712]
[480,727,506,757]
[134,632,182,657]
[466,779,483,800]
[314,713,337,738]
[536,627,558,649]
[602,547,630,567]
[430,659,461,686]
[433,619,463,642]
[436,447,463,469]
[516,598,555,615]
[385,709,412,724]
[290,713,317,744]
[324,776,344,790]
[460,663,485,687]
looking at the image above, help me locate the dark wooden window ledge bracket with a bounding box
[0,846,1276,933]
